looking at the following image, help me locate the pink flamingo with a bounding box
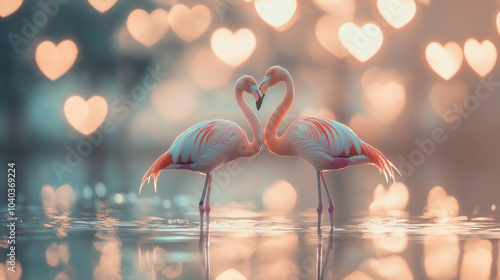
[141,75,265,230]
[259,66,399,229]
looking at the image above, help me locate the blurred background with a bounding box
[1,0,500,279]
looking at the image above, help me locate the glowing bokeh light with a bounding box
[463,39,497,77]
[429,81,468,122]
[64,95,108,135]
[376,0,416,29]
[0,0,22,17]
[35,40,78,80]
[126,9,169,47]
[423,186,459,221]
[425,42,463,80]
[215,269,247,280]
[364,81,406,125]
[313,0,355,19]
[254,0,296,30]
[369,182,409,214]
[211,28,256,67]
[262,180,297,213]
[424,233,459,280]
[315,15,350,58]
[339,23,383,62]
[168,4,211,42]
[460,237,492,280]
[46,242,70,267]
[88,0,117,13]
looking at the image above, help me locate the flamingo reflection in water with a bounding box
[140,76,265,230]
[259,66,399,229]
[198,230,335,280]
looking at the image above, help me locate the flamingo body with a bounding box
[259,66,399,229]
[278,116,395,181]
[141,119,253,191]
[141,75,264,231]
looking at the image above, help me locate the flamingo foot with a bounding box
[328,204,335,229]
[205,204,211,231]
[317,203,323,230]
[199,204,205,231]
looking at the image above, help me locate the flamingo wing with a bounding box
[286,116,397,181]
[141,119,243,193]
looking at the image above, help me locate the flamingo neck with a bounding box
[264,72,294,156]
[235,88,264,157]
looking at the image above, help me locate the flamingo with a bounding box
[258,66,399,229]
[140,75,265,230]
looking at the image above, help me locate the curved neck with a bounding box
[264,72,294,155]
[235,88,264,157]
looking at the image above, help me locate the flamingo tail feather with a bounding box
[140,153,173,194]
[361,143,399,183]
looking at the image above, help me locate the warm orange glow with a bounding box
[262,180,297,213]
[424,186,459,221]
[127,9,169,47]
[151,78,197,121]
[168,4,211,42]
[211,28,256,67]
[0,0,22,17]
[360,255,413,280]
[343,271,374,280]
[464,39,497,77]
[429,81,468,122]
[339,23,383,62]
[369,183,409,214]
[425,42,463,80]
[190,48,234,89]
[88,0,117,13]
[364,81,406,125]
[300,107,336,120]
[497,13,500,35]
[424,233,459,279]
[93,232,122,280]
[35,40,78,80]
[215,269,247,280]
[0,261,22,280]
[254,0,296,29]
[313,0,355,20]
[46,242,70,267]
[315,15,349,58]
[41,184,76,217]
[64,95,108,135]
[376,0,416,29]
[348,113,384,144]
[373,231,408,254]
[460,237,492,280]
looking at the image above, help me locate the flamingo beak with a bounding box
[259,74,271,94]
[251,84,264,110]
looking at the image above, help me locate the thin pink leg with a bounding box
[205,174,212,231]
[320,172,335,229]
[198,174,210,231]
[316,171,323,231]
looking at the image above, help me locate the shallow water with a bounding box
[5,206,500,280]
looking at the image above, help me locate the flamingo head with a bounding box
[259,65,288,95]
[237,75,264,110]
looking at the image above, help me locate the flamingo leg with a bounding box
[198,174,211,231]
[316,171,323,231]
[205,173,212,231]
[320,172,335,229]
